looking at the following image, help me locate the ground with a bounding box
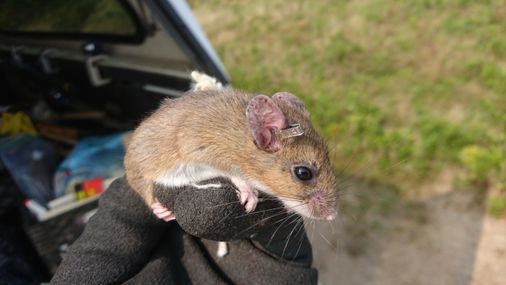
[188,0,505,284]
[312,174,506,285]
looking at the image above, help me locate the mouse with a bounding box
[124,72,338,229]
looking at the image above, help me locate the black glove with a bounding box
[154,177,313,263]
[51,177,316,285]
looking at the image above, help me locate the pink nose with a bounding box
[308,191,326,205]
[308,191,337,220]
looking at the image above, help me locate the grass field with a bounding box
[189,0,505,216]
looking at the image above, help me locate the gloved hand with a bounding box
[154,177,312,263]
[52,177,316,285]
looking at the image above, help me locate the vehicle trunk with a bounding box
[0,0,229,278]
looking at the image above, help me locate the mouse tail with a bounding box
[190,71,225,91]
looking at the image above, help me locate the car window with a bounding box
[0,0,142,40]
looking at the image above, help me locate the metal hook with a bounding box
[277,123,304,139]
[40,49,58,74]
[11,46,25,66]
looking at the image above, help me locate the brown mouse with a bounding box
[124,72,338,223]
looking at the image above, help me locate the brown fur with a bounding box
[124,88,337,216]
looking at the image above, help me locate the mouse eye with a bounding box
[294,166,313,181]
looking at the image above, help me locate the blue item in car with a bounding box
[53,132,127,197]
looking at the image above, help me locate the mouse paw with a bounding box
[230,176,258,213]
[151,202,176,222]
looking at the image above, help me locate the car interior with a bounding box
[0,0,229,282]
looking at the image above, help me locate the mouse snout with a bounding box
[307,191,337,220]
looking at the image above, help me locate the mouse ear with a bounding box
[246,95,287,152]
[272,92,310,117]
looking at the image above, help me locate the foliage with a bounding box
[190,0,505,204]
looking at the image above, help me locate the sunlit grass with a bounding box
[190,0,506,215]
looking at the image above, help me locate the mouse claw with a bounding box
[240,190,248,205]
[244,192,259,213]
[231,177,259,213]
[151,202,176,222]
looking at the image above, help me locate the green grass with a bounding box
[189,0,506,214]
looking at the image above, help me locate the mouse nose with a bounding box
[325,211,337,220]
[307,191,337,220]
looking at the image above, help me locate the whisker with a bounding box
[233,206,303,238]
[204,194,304,210]
[290,218,307,253]
[310,220,315,242]
[234,205,287,218]
[214,202,240,225]
[318,231,337,252]
[205,200,241,209]
[258,196,304,202]
[282,219,304,259]
[334,139,411,190]
[335,155,379,189]
[266,214,301,247]
[327,219,335,235]
[291,223,307,262]
[241,200,309,219]
[334,148,361,180]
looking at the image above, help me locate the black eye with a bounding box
[294,166,313,181]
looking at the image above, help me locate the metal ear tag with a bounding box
[277,123,304,139]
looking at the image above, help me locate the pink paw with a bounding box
[230,177,258,213]
[151,202,176,222]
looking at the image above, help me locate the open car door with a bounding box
[0,0,229,123]
[0,0,229,276]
